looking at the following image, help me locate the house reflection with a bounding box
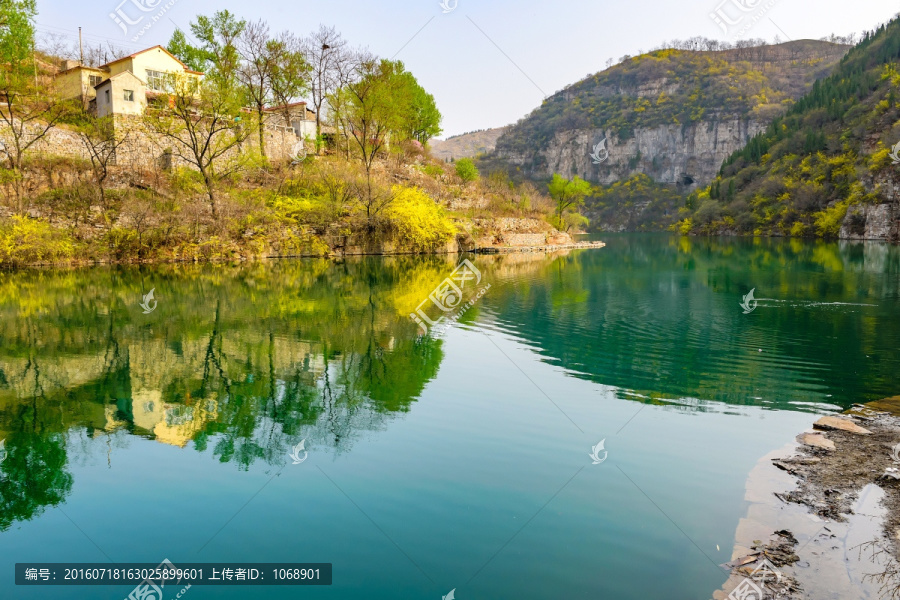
[104,392,220,448]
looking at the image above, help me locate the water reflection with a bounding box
[0,237,898,536]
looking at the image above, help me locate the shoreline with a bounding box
[0,241,607,271]
[716,398,900,600]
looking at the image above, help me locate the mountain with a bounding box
[489,40,849,193]
[681,18,900,241]
[429,127,509,161]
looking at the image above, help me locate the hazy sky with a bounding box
[36,0,899,137]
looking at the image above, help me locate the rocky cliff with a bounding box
[509,118,765,188]
[491,40,849,190]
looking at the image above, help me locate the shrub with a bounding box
[171,167,206,195]
[455,158,479,183]
[0,217,75,267]
[421,164,444,178]
[387,186,456,253]
[694,199,723,226]
[812,200,850,238]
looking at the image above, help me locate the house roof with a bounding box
[94,70,147,90]
[101,45,204,76]
[56,64,106,76]
[264,101,313,113]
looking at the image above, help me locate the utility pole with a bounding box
[79,27,84,64]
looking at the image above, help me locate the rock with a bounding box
[877,468,900,485]
[798,433,836,451]
[813,416,872,435]
[840,203,894,240]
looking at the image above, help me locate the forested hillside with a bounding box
[680,18,900,240]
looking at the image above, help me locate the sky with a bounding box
[35,0,900,137]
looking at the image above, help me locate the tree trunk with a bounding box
[201,167,217,219]
[257,105,266,159]
[315,98,322,155]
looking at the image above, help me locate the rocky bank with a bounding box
[716,397,900,600]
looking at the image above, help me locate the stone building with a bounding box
[54,45,203,115]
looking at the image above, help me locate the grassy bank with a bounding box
[0,150,564,268]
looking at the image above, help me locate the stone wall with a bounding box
[18,115,308,174]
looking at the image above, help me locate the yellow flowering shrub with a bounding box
[387,186,456,253]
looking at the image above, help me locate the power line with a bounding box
[34,23,149,51]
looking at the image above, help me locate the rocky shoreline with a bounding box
[474,240,607,254]
[716,397,900,600]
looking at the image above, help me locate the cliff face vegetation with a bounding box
[679,18,900,241]
[491,40,849,189]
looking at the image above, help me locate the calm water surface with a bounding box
[0,234,898,599]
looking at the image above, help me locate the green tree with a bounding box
[166,29,206,72]
[548,174,591,230]
[399,72,441,144]
[455,158,479,183]
[169,10,246,91]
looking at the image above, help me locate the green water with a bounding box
[0,234,898,599]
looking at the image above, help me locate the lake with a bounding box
[1,234,898,599]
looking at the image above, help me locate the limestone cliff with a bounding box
[491,40,849,190]
[505,118,765,188]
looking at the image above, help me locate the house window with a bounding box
[146,69,167,92]
[89,75,102,87]
[104,89,110,103]
[124,89,135,102]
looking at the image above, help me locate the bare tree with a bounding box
[143,73,250,217]
[76,113,129,217]
[302,25,350,153]
[238,19,275,157]
[35,32,130,68]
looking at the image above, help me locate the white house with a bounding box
[95,71,147,118]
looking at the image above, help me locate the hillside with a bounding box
[680,18,900,241]
[430,127,509,161]
[490,40,849,192]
